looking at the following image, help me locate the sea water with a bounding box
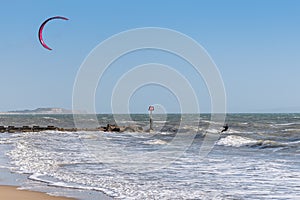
[0,114,299,199]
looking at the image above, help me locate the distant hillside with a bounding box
[2,108,83,114]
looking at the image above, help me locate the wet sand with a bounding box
[0,185,76,200]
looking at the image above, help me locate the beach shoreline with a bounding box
[0,168,113,200]
[0,144,113,200]
[0,185,75,200]
[0,163,78,200]
[0,167,113,200]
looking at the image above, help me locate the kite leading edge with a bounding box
[38,16,69,50]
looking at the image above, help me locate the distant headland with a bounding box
[0,107,85,114]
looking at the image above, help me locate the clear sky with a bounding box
[0,0,299,113]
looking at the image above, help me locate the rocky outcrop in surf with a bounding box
[99,124,143,132]
[0,124,144,133]
[0,125,59,133]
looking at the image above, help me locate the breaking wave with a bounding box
[216,135,297,149]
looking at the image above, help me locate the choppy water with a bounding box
[0,114,299,199]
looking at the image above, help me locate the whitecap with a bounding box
[276,122,296,126]
[42,116,58,121]
[143,139,167,145]
[205,128,220,134]
[216,135,258,147]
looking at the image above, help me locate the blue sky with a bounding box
[0,0,299,113]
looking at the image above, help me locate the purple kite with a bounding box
[38,16,69,50]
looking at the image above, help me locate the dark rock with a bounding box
[99,124,143,133]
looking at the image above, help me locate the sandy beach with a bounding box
[0,185,76,200]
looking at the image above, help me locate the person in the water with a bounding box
[221,124,229,133]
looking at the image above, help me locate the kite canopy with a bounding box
[38,16,69,50]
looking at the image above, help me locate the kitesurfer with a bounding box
[221,124,229,133]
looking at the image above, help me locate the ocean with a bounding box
[0,113,299,199]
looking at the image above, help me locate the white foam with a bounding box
[283,128,300,132]
[288,140,300,145]
[0,140,13,144]
[159,131,175,135]
[143,139,167,145]
[276,122,296,126]
[29,173,48,183]
[216,135,258,147]
[42,117,58,121]
[205,128,220,134]
[79,134,99,140]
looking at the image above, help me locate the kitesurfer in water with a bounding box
[221,124,229,133]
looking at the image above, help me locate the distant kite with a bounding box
[38,16,69,50]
